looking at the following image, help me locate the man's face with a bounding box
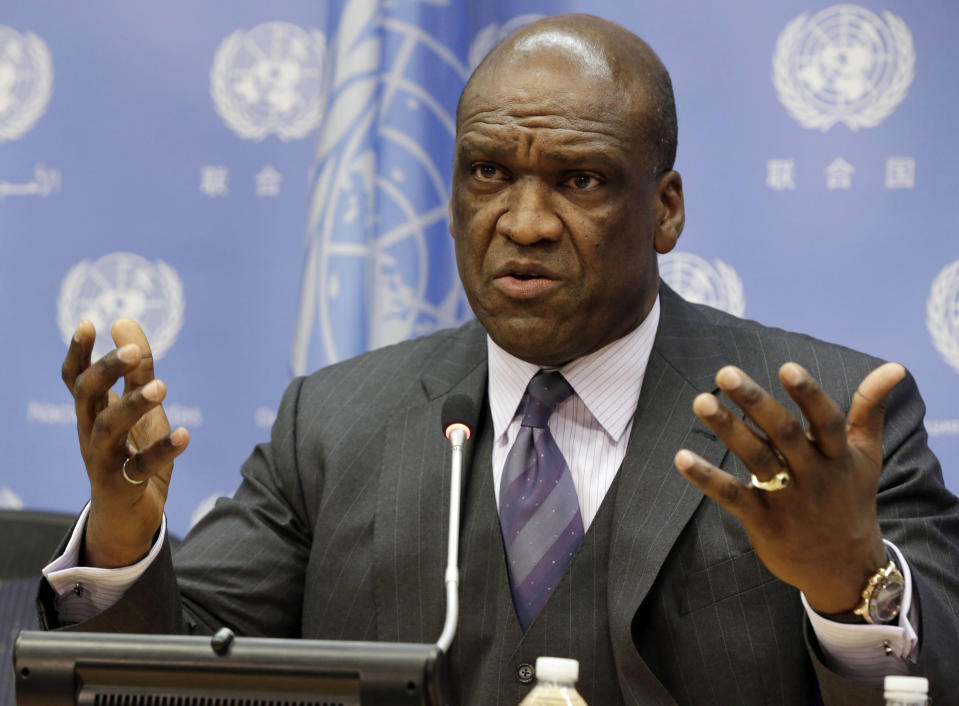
[450,52,681,366]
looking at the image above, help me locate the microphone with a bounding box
[442,394,474,447]
[436,395,476,653]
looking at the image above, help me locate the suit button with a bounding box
[516,662,535,684]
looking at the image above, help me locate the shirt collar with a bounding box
[487,295,661,442]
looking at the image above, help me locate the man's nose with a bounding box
[496,178,563,244]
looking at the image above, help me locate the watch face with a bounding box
[870,575,905,623]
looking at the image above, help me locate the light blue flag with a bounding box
[292,0,542,375]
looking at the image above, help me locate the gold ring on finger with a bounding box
[749,470,791,492]
[121,457,145,485]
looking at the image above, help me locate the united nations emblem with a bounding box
[0,26,53,143]
[660,252,746,317]
[772,5,914,131]
[211,21,329,141]
[927,259,959,375]
[57,252,185,361]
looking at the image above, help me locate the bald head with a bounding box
[458,14,678,174]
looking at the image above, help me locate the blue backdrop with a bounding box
[1,0,957,536]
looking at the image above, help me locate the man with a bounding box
[43,14,959,705]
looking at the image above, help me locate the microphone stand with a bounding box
[436,422,467,653]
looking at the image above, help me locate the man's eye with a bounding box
[473,164,503,181]
[564,173,602,190]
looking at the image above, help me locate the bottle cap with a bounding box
[884,675,929,695]
[535,657,579,683]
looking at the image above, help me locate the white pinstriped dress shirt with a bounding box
[488,298,660,529]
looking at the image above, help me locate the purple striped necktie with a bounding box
[499,370,584,631]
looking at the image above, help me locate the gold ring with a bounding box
[121,457,145,485]
[749,471,790,491]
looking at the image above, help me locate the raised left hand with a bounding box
[674,361,905,614]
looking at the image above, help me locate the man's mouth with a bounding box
[493,261,558,280]
[492,264,561,298]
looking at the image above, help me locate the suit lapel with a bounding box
[372,323,489,643]
[607,286,737,704]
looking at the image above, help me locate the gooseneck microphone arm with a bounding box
[436,395,475,653]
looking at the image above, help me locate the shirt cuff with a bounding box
[802,539,918,685]
[42,501,166,623]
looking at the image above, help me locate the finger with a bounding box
[90,380,167,455]
[715,366,817,471]
[674,449,761,522]
[122,427,190,485]
[61,320,95,392]
[106,390,141,457]
[105,389,130,451]
[692,392,790,482]
[778,363,847,458]
[111,319,156,394]
[847,362,906,461]
[73,343,142,435]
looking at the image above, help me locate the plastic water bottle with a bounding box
[518,657,588,705]
[884,675,929,705]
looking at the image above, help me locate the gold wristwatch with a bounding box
[852,560,905,625]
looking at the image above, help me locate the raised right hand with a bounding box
[61,318,189,568]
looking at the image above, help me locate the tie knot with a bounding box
[521,371,573,429]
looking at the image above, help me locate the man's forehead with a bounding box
[453,15,672,173]
[457,25,651,134]
[462,15,659,101]
[456,63,636,148]
[457,128,627,165]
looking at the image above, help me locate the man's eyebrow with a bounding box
[457,134,626,169]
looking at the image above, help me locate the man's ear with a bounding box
[448,197,454,237]
[653,171,684,254]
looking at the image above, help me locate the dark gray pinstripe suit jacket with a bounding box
[42,284,959,705]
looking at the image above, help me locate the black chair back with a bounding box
[0,509,77,706]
